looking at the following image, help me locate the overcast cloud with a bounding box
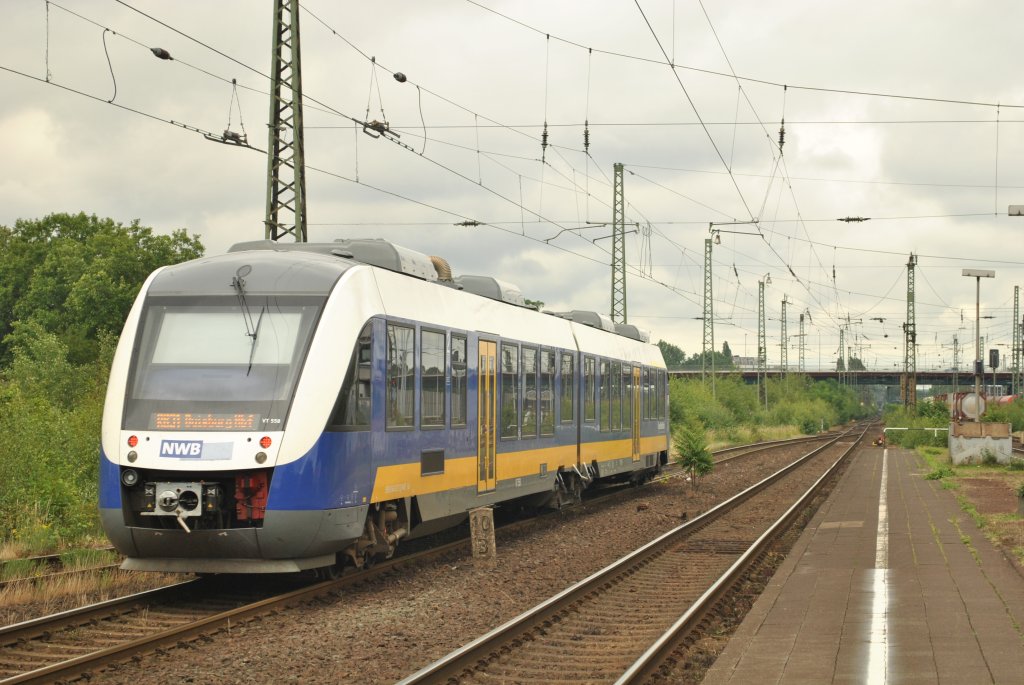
[2,0,1023,372]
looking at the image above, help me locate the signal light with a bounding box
[260,436,272,449]
[127,435,138,447]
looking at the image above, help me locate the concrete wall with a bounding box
[948,422,1012,465]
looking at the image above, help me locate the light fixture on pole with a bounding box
[962,268,995,420]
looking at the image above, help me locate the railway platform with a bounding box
[702,444,1024,684]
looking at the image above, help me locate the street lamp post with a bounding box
[963,269,995,418]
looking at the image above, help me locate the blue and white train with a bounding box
[100,239,670,575]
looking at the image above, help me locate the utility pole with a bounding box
[780,295,790,377]
[902,253,917,408]
[758,279,768,409]
[953,335,960,395]
[265,0,308,242]
[1013,285,1021,396]
[702,237,715,395]
[611,163,626,323]
[838,327,846,386]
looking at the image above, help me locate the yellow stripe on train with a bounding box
[369,435,669,503]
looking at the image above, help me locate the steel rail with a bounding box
[616,425,869,684]
[0,540,471,685]
[396,423,869,685]
[0,564,124,591]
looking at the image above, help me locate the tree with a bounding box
[0,213,203,363]
[657,340,686,369]
[848,356,866,371]
[674,417,713,490]
[836,357,846,372]
[721,340,733,359]
[524,298,544,311]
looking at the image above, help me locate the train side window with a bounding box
[610,361,621,430]
[599,359,611,432]
[623,364,632,427]
[584,356,596,422]
[386,323,415,429]
[642,367,650,420]
[522,347,538,438]
[540,349,555,436]
[500,343,519,439]
[560,353,574,424]
[659,370,667,419]
[420,329,445,429]
[451,334,468,427]
[328,322,373,430]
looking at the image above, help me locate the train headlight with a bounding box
[121,469,140,487]
[126,450,138,463]
[255,452,267,464]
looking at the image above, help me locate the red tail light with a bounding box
[127,435,138,447]
[259,436,272,449]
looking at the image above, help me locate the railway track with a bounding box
[0,548,121,592]
[0,431,838,683]
[398,423,869,685]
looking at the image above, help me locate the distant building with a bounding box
[733,356,757,370]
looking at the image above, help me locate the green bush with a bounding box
[0,326,111,544]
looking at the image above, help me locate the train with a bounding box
[99,239,671,575]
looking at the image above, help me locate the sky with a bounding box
[2,0,1024,373]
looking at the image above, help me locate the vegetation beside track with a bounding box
[668,372,873,452]
[0,213,202,556]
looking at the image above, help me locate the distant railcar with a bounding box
[100,239,670,575]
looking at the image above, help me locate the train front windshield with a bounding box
[123,295,323,431]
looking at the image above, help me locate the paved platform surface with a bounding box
[702,445,1024,684]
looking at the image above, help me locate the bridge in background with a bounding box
[667,369,1014,388]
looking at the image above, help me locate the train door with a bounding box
[631,366,641,461]
[477,340,498,493]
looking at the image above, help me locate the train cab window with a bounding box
[610,362,621,430]
[451,335,468,427]
[599,360,611,432]
[500,343,519,439]
[386,324,415,428]
[522,347,538,438]
[560,353,574,424]
[329,322,373,430]
[421,330,445,428]
[540,350,555,436]
[584,356,596,422]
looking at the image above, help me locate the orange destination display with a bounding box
[152,413,259,431]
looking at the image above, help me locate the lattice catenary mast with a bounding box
[902,253,917,407]
[703,238,715,392]
[1013,285,1021,396]
[610,163,626,323]
[265,0,308,242]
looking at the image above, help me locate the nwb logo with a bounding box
[160,440,203,457]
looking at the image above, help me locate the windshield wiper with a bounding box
[247,306,265,376]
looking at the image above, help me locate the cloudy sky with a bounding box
[3,0,1023,372]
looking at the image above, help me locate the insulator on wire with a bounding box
[151,47,173,61]
[541,121,549,162]
[778,118,785,150]
[583,120,590,153]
